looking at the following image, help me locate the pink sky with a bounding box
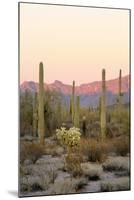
[20,3,130,85]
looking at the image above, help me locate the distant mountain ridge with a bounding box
[20,75,130,107]
[20,75,129,95]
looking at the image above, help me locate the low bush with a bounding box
[50,177,88,195]
[20,142,45,163]
[49,179,77,194]
[102,156,130,173]
[80,139,106,163]
[80,136,130,162]
[100,177,130,192]
[113,136,130,156]
[65,153,83,177]
[81,162,102,180]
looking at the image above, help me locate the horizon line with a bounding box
[20,73,130,86]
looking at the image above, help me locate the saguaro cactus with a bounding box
[57,101,62,128]
[38,62,45,145]
[71,80,75,124]
[69,96,72,115]
[98,96,101,116]
[82,116,87,136]
[100,69,106,139]
[118,69,123,124]
[74,96,80,128]
[33,92,38,137]
[118,69,122,105]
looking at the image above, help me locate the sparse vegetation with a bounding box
[102,156,129,173]
[20,142,45,164]
[81,162,102,180]
[80,138,106,163]
[100,177,130,192]
[20,65,130,196]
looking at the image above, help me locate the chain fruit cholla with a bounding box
[56,127,81,149]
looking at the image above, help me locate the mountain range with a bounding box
[20,75,130,107]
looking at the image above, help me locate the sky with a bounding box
[20,3,130,85]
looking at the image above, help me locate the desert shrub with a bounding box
[50,179,76,194]
[100,177,130,192]
[110,106,130,136]
[80,139,106,163]
[98,136,130,157]
[102,156,130,173]
[20,162,58,193]
[80,137,130,162]
[50,177,88,195]
[42,143,64,156]
[81,162,102,180]
[20,142,45,163]
[75,177,88,191]
[65,153,83,177]
[20,91,33,136]
[113,136,130,156]
[20,175,43,192]
[56,127,82,175]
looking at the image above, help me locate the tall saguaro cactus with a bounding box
[100,69,106,140]
[38,62,45,145]
[33,92,38,137]
[98,96,101,116]
[118,69,123,124]
[74,96,80,128]
[69,96,72,115]
[71,80,75,124]
[118,69,122,105]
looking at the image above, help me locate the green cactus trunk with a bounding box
[33,92,38,137]
[100,69,106,140]
[98,96,101,116]
[74,96,80,128]
[118,69,122,124]
[69,96,72,115]
[57,101,62,128]
[82,116,86,136]
[119,69,122,106]
[38,62,45,145]
[71,80,75,125]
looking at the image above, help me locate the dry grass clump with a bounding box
[80,138,106,163]
[113,136,130,156]
[100,177,130,192]
[43,143,64,156]
[80,136,130,162]
[20,142,45,163]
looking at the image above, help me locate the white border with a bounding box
[0,0,133,199]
